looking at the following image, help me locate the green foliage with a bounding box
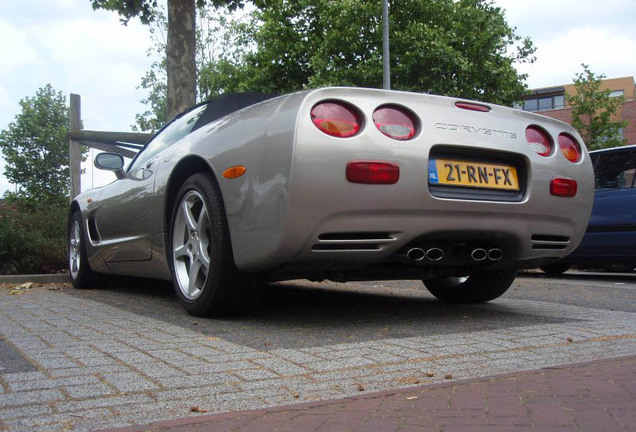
[567,64,628,151]
[91,0,251,24]
[0,84,71,205]
[200,0,535,105]
[0,201,67,274]
[133,7,237,131]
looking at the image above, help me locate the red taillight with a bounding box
[525,126,553,157]
[455,101,491,112]
[346,161,399,184]
[558,133,582,163]
[550,178,578,197]
[372,105,417,140]
[311,101,362,137]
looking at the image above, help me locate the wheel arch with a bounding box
[163,156,222,255]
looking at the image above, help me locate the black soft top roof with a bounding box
[192,92,279,131]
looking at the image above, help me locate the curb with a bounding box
[0,273,70,284]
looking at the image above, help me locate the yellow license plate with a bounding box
[428,159,519,191]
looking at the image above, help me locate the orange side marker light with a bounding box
[222,165,247,179]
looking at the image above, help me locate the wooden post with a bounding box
[69,94,82,201]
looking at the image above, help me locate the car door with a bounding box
[93,104,208,262]
[577,148,636,258]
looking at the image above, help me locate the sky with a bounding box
[0,0,635,194]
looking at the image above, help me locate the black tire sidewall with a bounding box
[169,173,235,316]
[424,269,517,303]
[68,211,93,288]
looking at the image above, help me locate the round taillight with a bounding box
[372,105,417,140]
[558,133,582,163]
[525,126,553,157]
[310,101,361,138]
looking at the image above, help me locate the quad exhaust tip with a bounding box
[406,247,445,262]
[471,248,488,261]
[488,248,503,261]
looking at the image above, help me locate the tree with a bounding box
[0,85,71,205]
[199,0,535,105]
[568,64,627,151]
[91,0,258,122]
[133,7,236,131]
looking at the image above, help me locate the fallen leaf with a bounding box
[567,337,573,342]
[16,282,33,290]
[10,290,29,295]
[357,384,365,391]
[190,406,208,413]
[426,372,434,377]
[293,393,300,399]
[444,374,453,380]
[406,396,418,400]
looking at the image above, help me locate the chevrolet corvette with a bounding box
[68,87,595,316]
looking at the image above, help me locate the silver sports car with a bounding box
[68,87,594,316]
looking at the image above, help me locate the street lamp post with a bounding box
[382,0,390,90]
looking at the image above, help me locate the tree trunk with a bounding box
[167,0,197,121]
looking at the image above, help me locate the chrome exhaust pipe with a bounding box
[488,248,503,261]
[471,248,488,261]
[407,248,426,261]
[425,248,444,261]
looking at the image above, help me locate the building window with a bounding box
[609,89,624,98]
[522,94,566,112]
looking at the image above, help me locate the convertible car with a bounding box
[68,87,594,316]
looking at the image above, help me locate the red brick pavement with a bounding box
[103,355,636,432]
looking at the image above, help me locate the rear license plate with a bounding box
[428,159,519,191]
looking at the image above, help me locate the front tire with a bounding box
[67,211,96,288]
[169,173,265,317]
[423,269,517,303]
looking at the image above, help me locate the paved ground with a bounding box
[0,272,634,431]
[103,355,636,432]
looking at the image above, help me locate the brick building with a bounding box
[520,76,636,146]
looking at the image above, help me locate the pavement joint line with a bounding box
[0,284,634,431]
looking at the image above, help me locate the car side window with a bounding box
[128,104,208,173]
[594,150,636,191]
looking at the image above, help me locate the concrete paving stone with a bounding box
[362,351,409,363]
[236,376,318,393]
[159,373,237,389]
[145,349,203,368]
[101,372,159,393]
[0,403,53,420]
[152,383,239,402]
[199,339,257,354]
[132,362,185,379]
[107,350,158,365]
[309,356,379,373]
[268,349,327,364]
[370,344,426,359]
[33,355,82,370]
[178,346,226,359]
[199,351,273,364]
[0,388,65,408]
[250,357,310,376]
[46,364,130,378]
[1,371,48,383]
[182,360,257,374]
[232,368,281,381]
[8,375,102,392]
[65,381,118,398]
[55,393,157,413]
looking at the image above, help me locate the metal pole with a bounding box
[382,0,390,90]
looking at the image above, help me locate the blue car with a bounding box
[541,145,636,275]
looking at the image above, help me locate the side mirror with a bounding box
[94,152,125,179]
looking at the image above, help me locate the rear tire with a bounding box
[540,263,570,276]
[67,211,96,288]
[169,173,266,317]
[423,269,517,303]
